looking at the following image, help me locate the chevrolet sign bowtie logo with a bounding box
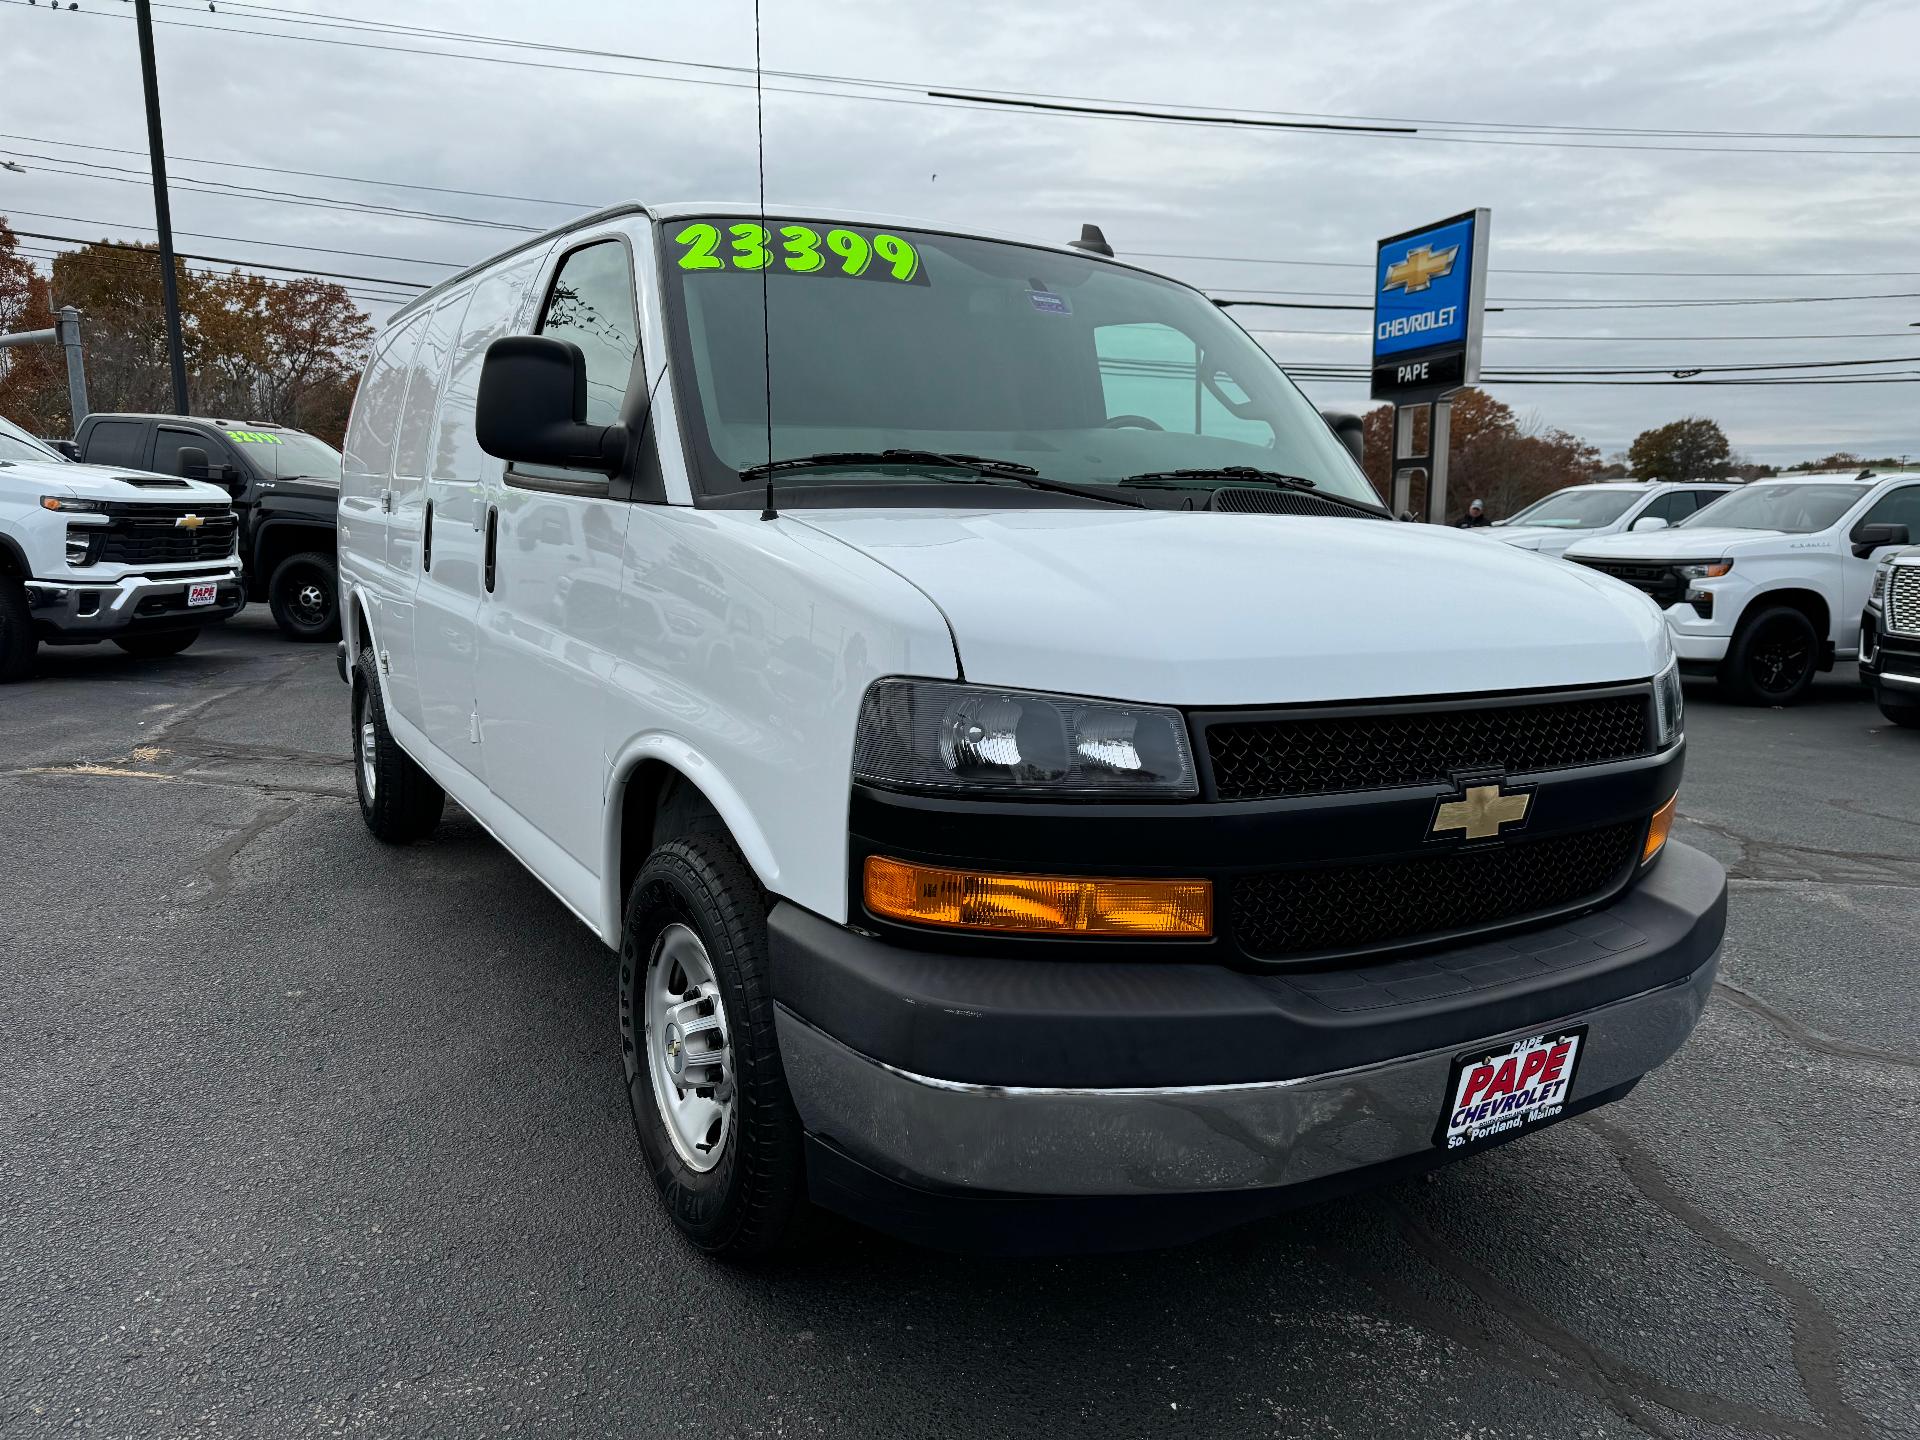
[174,514,205,530]
[1432,783,1532,841]
[1382,244,1460,295]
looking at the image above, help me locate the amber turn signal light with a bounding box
[1642,793,1677,864]
[863,856,1212,938]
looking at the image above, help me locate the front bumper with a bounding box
[772,841,1724,1233]
[25,567,245,638]
[1861,608,1920,694]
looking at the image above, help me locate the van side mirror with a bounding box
[1852,522,1909,558]
[476,336,626,475]
[174,445,209,479]
[1630,515,1669,533]
[1320,410,1365,469]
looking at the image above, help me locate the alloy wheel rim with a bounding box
[1750,620,1811,695]
[643,921,733,1173]
[291,577,330,628]
[356,693,378,800]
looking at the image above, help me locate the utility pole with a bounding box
[133,0,190,415]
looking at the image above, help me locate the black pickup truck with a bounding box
[72,414,342,641]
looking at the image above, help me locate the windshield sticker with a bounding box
[226,430,283,445]
[1027,290,1071,315]
[673,221,929,286]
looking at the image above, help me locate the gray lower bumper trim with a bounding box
[26,567,242,634]
[776,951,1719,1198]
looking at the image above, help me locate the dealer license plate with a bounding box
[1435,1026,1586,1150]
[187,582,219,608]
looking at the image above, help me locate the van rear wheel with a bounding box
[352,649,444,843]
[619,833,802,1260]
[1719,605,1819,706]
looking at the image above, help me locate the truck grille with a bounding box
[1889,567,1920,638]
[1203,692,1652,800]
[1568,557,1685,606]
[1232,819,1642,959]
[91,504,237,566]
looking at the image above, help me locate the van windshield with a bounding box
[1674,482,1859,534]
[660,217,1382,510]
[1499,488,1637,529]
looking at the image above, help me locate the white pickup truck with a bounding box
[0,413,245,681]
[1488,480,1738,559]
[1565,469,1920,705]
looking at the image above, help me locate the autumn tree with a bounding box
[1627,417,1733,481]
[0,218,69,434]
[0,227,375,445]
[1359,386,1600,520]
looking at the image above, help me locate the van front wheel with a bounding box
[619,834,802,1260]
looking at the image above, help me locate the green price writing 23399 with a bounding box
[673,221,929,286]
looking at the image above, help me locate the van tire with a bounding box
[269,551,341,642]
[0,578,37,682]
[619,834,802,1260]
[1718,605,1819,706]
[352,649,444,843]
[113,629,198,659]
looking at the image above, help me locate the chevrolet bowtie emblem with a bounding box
[175,513,205,530]
[1431,783,1532,841]
[1382,244,1460,295]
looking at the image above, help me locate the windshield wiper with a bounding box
[738,449,1147,508]
[1121,466,1387,516]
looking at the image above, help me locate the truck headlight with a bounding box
[852,679,1199,797]
[1870,565,1889,608]
[1652,656,1684,749]
[1676,559,1732,580]
[41,495,105,513]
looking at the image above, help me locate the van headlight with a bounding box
[852,679,1199,797]
[1652,656,1684,749]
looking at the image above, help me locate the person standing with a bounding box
[1455,499,1492,528]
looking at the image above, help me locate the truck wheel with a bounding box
[0,577,37,683]
[1718,605,1818,706]
[1879,695,1920,729]
[114,630,198,659]
[619,833,802,1260]
[269,551,341,642]
[352,649,444,843]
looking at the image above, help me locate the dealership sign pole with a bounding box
[1370,209,1489,523]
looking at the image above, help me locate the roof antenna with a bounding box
[753,0,777,522]
[1069,223,1114,257]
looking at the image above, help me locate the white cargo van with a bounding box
[338,203,1726,1256]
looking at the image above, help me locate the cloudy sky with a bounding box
[4,0,1918,463]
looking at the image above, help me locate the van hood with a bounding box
[795,508,1670,706]
[5,455,233,506]
[1566,526,1786,561]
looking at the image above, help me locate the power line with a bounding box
[2,207,465,267]
[13,2,1919,160]
[0,129,589,211]
[1134,248,1920,280]
[1246,327,1920,341]
[12,229,428,288]
[12,241,410,305]
[133,0,1920,150]
[0,146,540,230]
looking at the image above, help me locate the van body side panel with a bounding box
[413,246,556,777]
[339,309,428,687]
[383,291,468,725]
[601,507,958,924]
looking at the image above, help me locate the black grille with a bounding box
[1570,557,1685,606]
[92,507,237,566]
[1208,487,1388,520]
[1232,820,1642,959]
[1204,693,1651,800]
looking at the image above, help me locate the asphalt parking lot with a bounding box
[2,612,1915,1440]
